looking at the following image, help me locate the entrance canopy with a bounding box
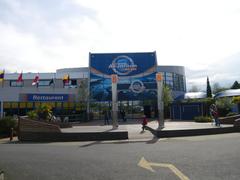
[214,89,240,99]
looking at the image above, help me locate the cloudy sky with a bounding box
[0,0,240,90]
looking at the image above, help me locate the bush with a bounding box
[194,116,212,123]
[232,96,240,104]
[36,104,52,121]
[27,110,38,120]
[216,97,233,117]
[0,116,17,135]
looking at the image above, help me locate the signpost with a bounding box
[156,73,164,129]
[111,74,118,128]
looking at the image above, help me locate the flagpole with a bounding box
[54,73,56,89]
[1,70,4,88]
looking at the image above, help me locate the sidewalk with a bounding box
[1,119,234,143]
[63,119,233,140]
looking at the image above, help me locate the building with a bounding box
[0,52,186,119]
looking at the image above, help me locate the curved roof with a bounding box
[214,89,240,98]
[175,92,207,100]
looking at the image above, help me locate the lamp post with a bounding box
[156,73,164,129]
[111,74,118,129]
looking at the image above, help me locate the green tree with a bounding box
[36,104,52,121]
[216,97,233,116]
[78,79,89,110]
[206,77,212,98]
[231,81,240,89]
[163,85,173,108]
[189,85,200,92]
[212,82,229,94]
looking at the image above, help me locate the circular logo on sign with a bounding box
[129,80,145,93]
[109,56,137,75]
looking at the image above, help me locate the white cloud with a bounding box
[0,0,240,89]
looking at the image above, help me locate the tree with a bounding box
[163,85,173,108]
[78,79,89,102]
[212,82,229,94]
[206,77,212,98]
[231,81,240,89]
[216,97,233,116]
[78,79,89,109]
[189,85,200,92]
[163,85,173,118]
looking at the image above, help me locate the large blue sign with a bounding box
[90,52,157,77]
[26,94,69,102]
[90,52,158,101]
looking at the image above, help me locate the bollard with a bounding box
[10,128,13,141]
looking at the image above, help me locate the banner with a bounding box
[90,52,158,101]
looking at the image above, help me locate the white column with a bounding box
[156,73,164,129]
[111,75,118,128]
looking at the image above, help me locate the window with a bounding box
[10,80,23,87]
[64,79,77,88]
[38,80,51,87]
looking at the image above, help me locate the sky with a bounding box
[0,0,240,90]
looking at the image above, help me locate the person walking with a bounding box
[141,115,148,132]
[210,104,220,127]
[103,110,110,125]
[209,104,216,125]
[120,110,126,122]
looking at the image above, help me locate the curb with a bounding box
[145,126,240,138]
[18,131,129,142]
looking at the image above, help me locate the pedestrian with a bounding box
[210,104,220,127]
[103,110,110,125]
[209,104,215,125]
[141,115,148,132]
[120,110,126,122]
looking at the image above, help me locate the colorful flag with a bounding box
[17,72,23,82]
[32,74,39,86]
[63,74,70,84]
[0,70,4,81]
[49,78,54,85]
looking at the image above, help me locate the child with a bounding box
[142,115,148,132]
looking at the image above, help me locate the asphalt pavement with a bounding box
[0,133,240,180]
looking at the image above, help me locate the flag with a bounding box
[49,78,54,86]
[0,70,4,81]
[32,74,39,86]
[63,74,70,84]
[17,72,23,82]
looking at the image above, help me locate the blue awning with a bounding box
[214,89,240,98]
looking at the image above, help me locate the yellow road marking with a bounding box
[138,157,190,180]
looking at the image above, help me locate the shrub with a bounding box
[232,96,240,104]
[36,104,52,121]
[27,110,38,120]
[0,116,17,135]
[216,97,233,117]
[27,105,53,121]
[194,116,212,123]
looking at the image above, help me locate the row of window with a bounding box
[162,72,186,92]
[6,74,186,92]
[3,101,86,110]
[9,80,78,87]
